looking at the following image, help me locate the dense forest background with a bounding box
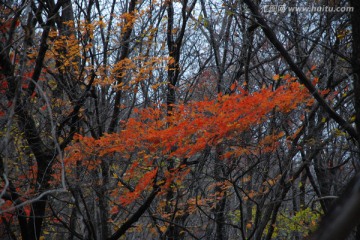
[1,0,360,239]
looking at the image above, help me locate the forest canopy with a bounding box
[1,0,360,239]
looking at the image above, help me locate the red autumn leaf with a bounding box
[24,205,31,217]
[119,168,158,206]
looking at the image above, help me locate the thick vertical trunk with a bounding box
[214,180,227,240]
[108,0,137,133]
[213,146,227,240]
[314,157,334,213]
[27,198,48,240]
[98,159,110,239]
[16,106,55,240]
[164,1,196,239]
[103,1,137,238]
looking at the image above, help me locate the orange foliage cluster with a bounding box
[64,79,311,207]
[119,168,158,206]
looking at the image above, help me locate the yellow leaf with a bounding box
[337,33,345,40]
[160,225,167,233]
[268,179,275,186]
[273,74,280,81]
[48,79,57,90]
[246,223,252,229]
[156,180,165,185]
